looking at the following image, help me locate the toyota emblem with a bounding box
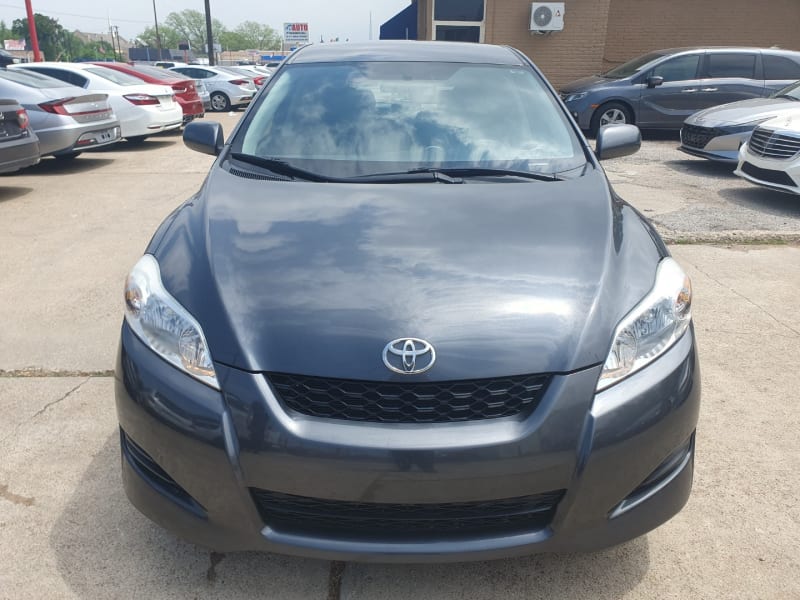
[382,338,436,374]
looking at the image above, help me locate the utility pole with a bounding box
[114,25,121,61]
[24,0,41,61]
[204,0,215,65]
[152,0,163,60]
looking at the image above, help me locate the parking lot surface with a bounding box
[1,116,798,599]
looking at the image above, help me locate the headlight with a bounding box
[124,255,219,389]
[563,92,588,103]
[597,258,692,391]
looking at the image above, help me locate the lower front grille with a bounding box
[121,429,205,517]
[251,488,565,538]
[266,372,551,423]
[681,124,720,149]
[741,161,797,188]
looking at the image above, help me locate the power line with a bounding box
[0,3,151,25]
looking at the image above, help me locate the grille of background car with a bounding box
[267,372,551,423]
[681,124,723,149]
[741,161,797,187]
[249,488,566,537]
[748,127,800,159]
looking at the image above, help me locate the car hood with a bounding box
[758,110,800,133]
[686,97,798,126]
[153,165,664,381]
[559,75,618,94]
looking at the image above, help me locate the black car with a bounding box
[116,41,700,562]
[0,98,40,173]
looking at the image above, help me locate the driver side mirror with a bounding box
[646,75,664,89]
[595,124,641,161]
[183,121,224,156]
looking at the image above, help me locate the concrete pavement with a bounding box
[1,117,798,599]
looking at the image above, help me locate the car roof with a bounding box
[287,41,525,66]
[650,46,800,56]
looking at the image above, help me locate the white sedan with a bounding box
[11,62,182,142]
[735,110,800,195]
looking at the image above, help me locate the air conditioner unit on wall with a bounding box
[530,2,565,32]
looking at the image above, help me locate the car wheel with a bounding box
[591,102,633,135]
[210,92,231,112]
[126,136,148,145]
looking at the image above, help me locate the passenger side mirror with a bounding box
[183,121,224,156]
[595,124,641,160]
[646,75,664,88]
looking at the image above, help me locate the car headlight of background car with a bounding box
[597,258,692,391]
[562,92,588,103]
[124,254,219,389]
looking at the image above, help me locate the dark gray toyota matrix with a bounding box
[116,41,700,562]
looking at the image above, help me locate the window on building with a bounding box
[434,0,484,21]
[433,0,485,43]
[763,55,800,81]
[707,54,756,79]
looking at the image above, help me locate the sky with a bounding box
[0,0,412,44]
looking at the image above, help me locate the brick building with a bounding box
[381,0,800,87]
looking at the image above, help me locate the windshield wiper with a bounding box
[774,94,799,101]
[407,167,561,182]
[229,153,330,182]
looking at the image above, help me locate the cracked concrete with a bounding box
[1,113,799,598]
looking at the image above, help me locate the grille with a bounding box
[741,161,797,187]
[267,372,551,423]
[250,488,564,537]
[681,124,720,149]
[748,127,800,159]
[121,429,205,516]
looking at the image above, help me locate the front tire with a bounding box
[590,102,633,135]
[210,92,231,112]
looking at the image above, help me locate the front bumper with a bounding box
[679,126,750,163]
[115,322,700,562]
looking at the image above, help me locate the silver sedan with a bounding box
[680,80,800,163]
[170,66,256,112]
[0,67,120,159]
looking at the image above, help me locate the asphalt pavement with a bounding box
[1,115,798,599]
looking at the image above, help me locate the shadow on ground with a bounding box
[0,185,33,203]
[662,158,738,181]
[719,185,800,218]
[94,139,175,154]
[23,156,115,176]
[51,434,650,599]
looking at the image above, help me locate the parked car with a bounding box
[11,62,182,143]
[0,99,40,172]
[91,62,204,124]
[560,47,800,134]
[680,79,800,162]
[116,41,700,562]
[169,65,256,112]
[233,65,271,85]
[734,110,800,195]
[195,79,211,111]
[0,67,120,159]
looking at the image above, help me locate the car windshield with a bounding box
[85,67,145,86]
[0,67,73,88]
[771,80,800,100]
[237,61,585,179]
[602,51,667,79]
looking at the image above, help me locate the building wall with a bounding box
[603,0,800,70]
[484,0,612,87]
[415,0,800,88]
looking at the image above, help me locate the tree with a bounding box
[0,20,12,45]
[137,25,182,50]
[164,9,226,55]
[12,14,66,61]
[233,21,281,50]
